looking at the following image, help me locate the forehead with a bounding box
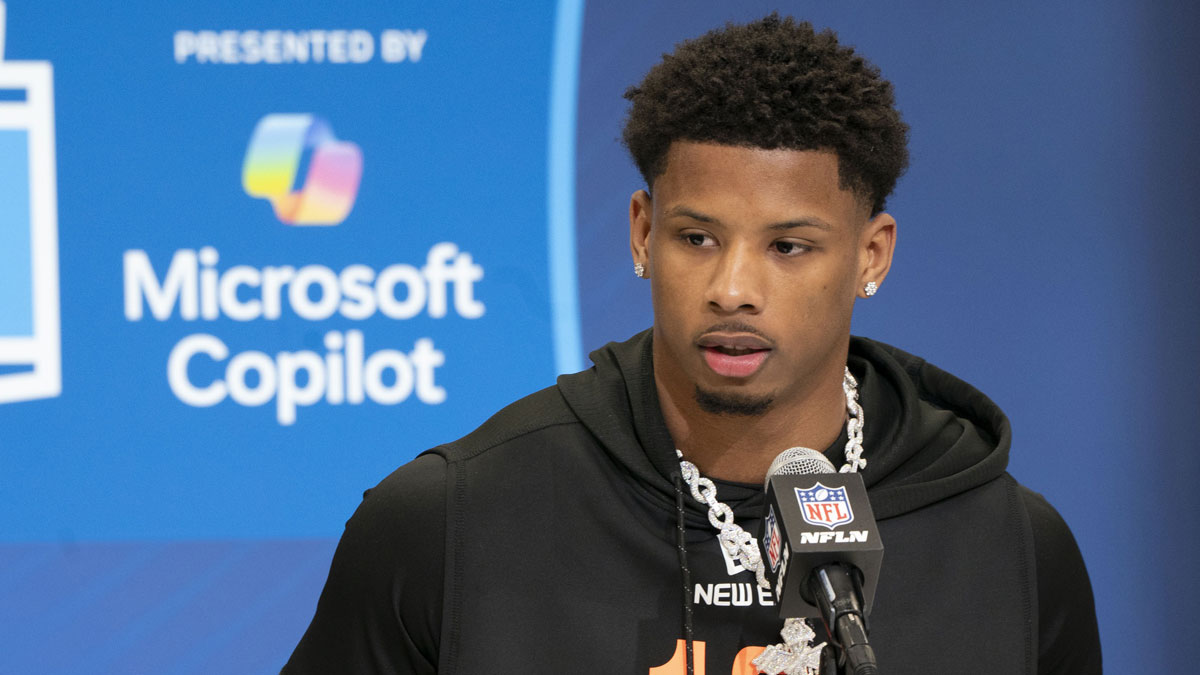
[654,142,866,226]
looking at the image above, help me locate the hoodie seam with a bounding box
[438,456,466,675]
[427,418,583,463]
[1004,474,1037,674]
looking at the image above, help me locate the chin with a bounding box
[693,386,774,417]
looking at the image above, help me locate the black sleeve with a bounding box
[282,452,447,674]
[1021,488,1102,675]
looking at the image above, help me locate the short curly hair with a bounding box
[622,14,909,215]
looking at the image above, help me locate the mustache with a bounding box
[694,322,775,347]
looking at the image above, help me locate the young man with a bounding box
[284,15,1100,674]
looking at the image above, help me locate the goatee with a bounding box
[694,386,773,416]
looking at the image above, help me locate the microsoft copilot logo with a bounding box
[241,113,363,226]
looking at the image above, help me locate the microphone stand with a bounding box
[809,563,879,674]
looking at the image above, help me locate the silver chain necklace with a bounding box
[676,366,864,675]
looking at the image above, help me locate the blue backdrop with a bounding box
[1,1,1196,672]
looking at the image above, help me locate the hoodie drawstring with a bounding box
[671,472,695,675]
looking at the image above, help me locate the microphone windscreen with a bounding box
[764,447,836,490]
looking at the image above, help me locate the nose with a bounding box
[705,242,764,314]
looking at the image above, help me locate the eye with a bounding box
[681,232,715,247]
[772,240,809,255]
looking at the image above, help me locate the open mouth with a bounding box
[701,346,770,378]
[709,346,763,357]
[697,333,772,378]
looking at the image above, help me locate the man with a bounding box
[284,15,1100,674]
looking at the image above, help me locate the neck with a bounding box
[655,358,848,485]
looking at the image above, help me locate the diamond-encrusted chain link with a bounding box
[840,368,866,472]
[676,366,862,675]
[678,452,769,589]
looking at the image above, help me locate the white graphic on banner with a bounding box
[119,110,488,426]
[123,244,483,425]
[0,1,62,404]
[173,29,428,65]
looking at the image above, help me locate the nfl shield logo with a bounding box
[795,483,855,530]
[765,505,783,572]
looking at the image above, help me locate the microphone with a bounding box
[758,447,883,675]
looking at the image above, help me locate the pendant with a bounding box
[752,618,825,675]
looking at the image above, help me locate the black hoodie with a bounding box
[284,331,1100,674]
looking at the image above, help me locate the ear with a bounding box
[629,189,653,273]
[858,212,896,297]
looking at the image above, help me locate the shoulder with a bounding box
[348,382,586,547]
[426,382,582,463]
[283,453,448,672]
[1017,486,1102,674]
[356,451,448,537]
[1018,486,1091,590]
[286,384,586,672]
[359,381,582,523]
[1019,487,1079,556]
[358,381,581,533]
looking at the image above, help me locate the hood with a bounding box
[556,330,1011,521]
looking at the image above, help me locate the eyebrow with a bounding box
[766,218,832,232]
[666,206,717,223]
[666,205,832,232]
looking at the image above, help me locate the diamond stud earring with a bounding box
[634,262,646,278]
[864,281,878,297]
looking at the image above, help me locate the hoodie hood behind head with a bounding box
[556,330,1012,520]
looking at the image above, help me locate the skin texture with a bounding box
[630,142,896,483]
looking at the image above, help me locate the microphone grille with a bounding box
[764,446,836,490]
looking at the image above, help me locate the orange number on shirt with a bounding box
[731,646,767,673]
[649,640,766,675]
[649,640,708,675]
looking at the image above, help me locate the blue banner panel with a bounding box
[0,540,334,673]
[0,2,565,668]
[0,1,561,541]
